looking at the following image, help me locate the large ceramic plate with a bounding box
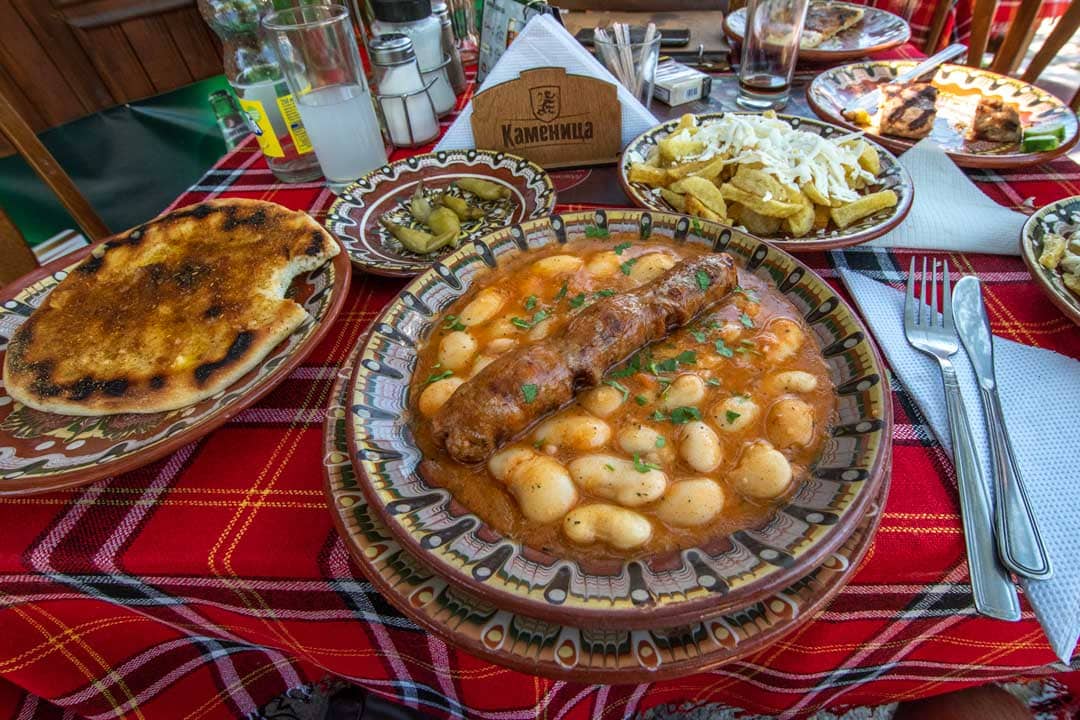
[0,236,350,494]
[346,209,892,629]
[1021,196,1080,326]
[807,61,1080,169]
[326,150,555,277]
[723,3,910,63]
[326,346,888,682]
[619,113,914,251]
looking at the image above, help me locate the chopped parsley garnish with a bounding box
[569,293,587,308]
[424,369,454,385]
[654,436,666,449]
[695,269,711,291]
[633,453,662,473]
[442,315,466,331]
[650,409,668,421]
[603,379,630,401]
[675,350,697,365]
[521,383,538,403]
[512,310,549,329]
[691,329,707,343]
[604,463,616,472]
[669,406,702,424]
[725,410,741,424]
[620,257,639,275]
[740,312,755,328]
[532,438,544,449]
[634,394,648,406]
[655,357,679,373]
[585,224,610,238]
[715,339,734,358]
[613,241,632,255]
[524,295,537,310]
[735,286,760,303]
[595,288,616,298]
[707,320,721,330]
[706,378,722,386]
[554,281,569,301]
[511,317,531,329]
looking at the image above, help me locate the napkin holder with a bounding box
[470,67,622,169]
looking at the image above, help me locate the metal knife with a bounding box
[842,43,968,119]
[953,276,1052,580]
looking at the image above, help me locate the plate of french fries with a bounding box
[620,112,913,250]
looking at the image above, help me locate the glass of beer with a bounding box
[736,0,810,111]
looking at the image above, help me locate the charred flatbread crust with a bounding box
[2,199,339,416]
[801,3,865,48]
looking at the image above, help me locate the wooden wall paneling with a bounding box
[164,6,224,81]
[0,62,43,157]
[72,23,157,102]
[11,0,115,111]
[0,1,86,127]
[56,0,193,29]
[120,14,195,92]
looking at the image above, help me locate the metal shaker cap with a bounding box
[369,33,416,65]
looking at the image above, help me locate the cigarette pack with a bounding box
[652,60,712,106]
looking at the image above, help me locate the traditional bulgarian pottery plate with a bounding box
[807,61,1080,168]
[619,113,914,251]
[723,2,910,63]
[326,344,889,681]
[1021,196,1080,326]
[0,236,351,495]
[326,149,556,277]
[345,209,892,629]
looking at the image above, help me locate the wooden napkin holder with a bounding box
[470,67,622,169]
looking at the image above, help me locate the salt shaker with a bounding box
[370,34,440,148]
[370,0,457,116]
[433,1,467,94]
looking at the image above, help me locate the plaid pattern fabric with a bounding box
[2,57,1080,720]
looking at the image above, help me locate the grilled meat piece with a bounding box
[431,253,739,464]
[972,96,1022,143]
[878,82,938,140]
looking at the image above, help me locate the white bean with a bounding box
[763,318,805,363]
[656,478,725,527]
[506,455,578,523]
[486,337,517,354]
[710,395,760,433]
[459,288,506,326]
[469,354,497,377]
[437,331,477,372]
[417,377,463,417]
[629,253,676,283]
[766,397,815,448]
[563,504,652,550]
[488,446,535,481]
[485,314,520,338]
[531,254,584,276]
[678,421,723,472]
[534,415,612,450]
[731,442,793,499]
[585,251,620,277]
[580,385,624,418]
[568,454,667,507]
[763,371,818,395]
[617,424,665,454]
[528,318,554,340]
[660,373,706,410]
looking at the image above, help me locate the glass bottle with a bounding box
[197,0,323,183]
[371,34,440,147]
[209,89,250,149]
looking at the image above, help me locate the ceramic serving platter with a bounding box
[619,113,914,251]
[0,238,351,495]
[1021,196,1080,326]
[326,149,555,277]
[345,209,892,629]
[807,61,1080,168]
[326,344,889,682]
[723,2,910,63]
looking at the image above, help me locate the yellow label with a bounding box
[238,97,284,158]
[277,94,314,155]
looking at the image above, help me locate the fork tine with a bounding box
[930,258,939,328]
[942,259,953,331]
[906,256,917,328]
[921,256,929,327]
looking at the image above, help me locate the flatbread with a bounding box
[3,199,339,416]
[801,3,865,48]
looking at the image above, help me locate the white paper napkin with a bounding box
[867,139,1028,255]
[436,14,659,153]
[837,265,1080,663]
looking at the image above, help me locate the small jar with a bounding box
[370,0,457,116]
[371,34,440,147]
[432,1,467,94]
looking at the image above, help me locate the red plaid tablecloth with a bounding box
[2,50,1080,720]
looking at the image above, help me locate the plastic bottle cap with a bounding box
[371,0,433,23]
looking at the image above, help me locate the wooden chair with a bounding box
[0,206,38,288]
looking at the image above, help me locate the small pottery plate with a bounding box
[619,113,914,251]
[326,346,889,682]
[723,2,910,63]
[1021,196,1080,326]
[807,61,1080,169]
[326,150,556,277]
[0,236,350,495]
[345,209,892,629]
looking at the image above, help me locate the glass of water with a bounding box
[736,0,810,111]
[263,4,388,192]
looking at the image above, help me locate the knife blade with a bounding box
[842,43,968,119]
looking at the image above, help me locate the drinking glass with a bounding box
[736,0,810,111]
[593,26,662,108]
[263,4,388,192]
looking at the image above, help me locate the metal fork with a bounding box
[904,257,1021,621]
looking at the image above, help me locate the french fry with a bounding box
[800,181,830,207]
[673,113,697,134]
[784,191,815,237]
[686,157,727,181]
[685,194,721,222]
[666,159,715,181]
[830,189,898,228]
[731,166,786,199]
[658,136,705,164]
[670,176,727,218]
[719,183,801,218]
[738,206,782,235]
[644,146,661,166]
[659,188,687,212]
[812,203,831,230]
[628,163,669,187]
[858,142,880,175]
